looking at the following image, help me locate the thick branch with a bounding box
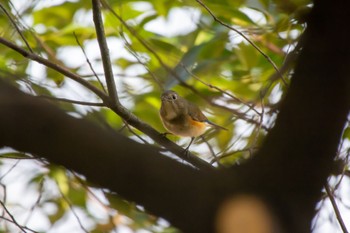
[325,184,349,233]
[0,79,212,232]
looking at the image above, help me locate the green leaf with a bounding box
[48,200,67,224]
[342,127,350,140]
[33,2,80,28]
[47,66,65,86]
[67,183,87,207]
[48,166,69,195]
[235,42,260,70]
[31,83,54,96]
[0,152,29,159]
[165,43,206,89]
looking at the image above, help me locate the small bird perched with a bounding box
[159,90,227,151]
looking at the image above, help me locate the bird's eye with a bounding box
[171,94,177,100]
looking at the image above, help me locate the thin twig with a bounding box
[72,172,118,232]
[0,200,28,233]
[73,32,107,93]
[92,0,119,105]
[81,73,150,79]
[260,49,298,101]
[182,83,267,130]
[195,0,288,86]
[200,136,223,167]
[38,95,105,107]
[208,130,242,164]
[100,3,188,88]
[0,160,21,181]
[0,216,39,233]
[180,63,260,115]
[0,37,108,102]
[122,120,150,144]
[213,147,256,164]
[0,183,7,213]
[23,179,44,226]
[0,3,33,52]
[325,184,349,233]
[334,139,350,188]
[249,91,265,151]
[119,30,164,91]
[57,182,89,233]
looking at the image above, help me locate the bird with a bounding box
[159,90,227,151]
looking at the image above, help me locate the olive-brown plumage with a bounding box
[159,90,227,139]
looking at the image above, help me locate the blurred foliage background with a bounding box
[0,0,349,232]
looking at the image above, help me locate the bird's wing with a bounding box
[188,101,228,131]
[187,101,208,122]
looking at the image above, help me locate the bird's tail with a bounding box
[206,120,228,131]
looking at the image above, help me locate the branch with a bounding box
[260,48,299,102]
[325,184,349,233]
[0,216,39,233]
[201,136,223,167]
[101,2,265,128]
[119,31,164,91]
[23,179,44,226]
[93,0,213,169]
[38,95,105,107]
[0,3,33,53]
[182,83,267,130]
[107,103,213,170]
[0,160,20,181]
[0,36,210,169]
[92,0,118,105]
[0,200,33,233]
[73,32,107,93]
[57,182,89,233]
[0,79,213,232]
[0,37,108,101]
[179,63,260,115]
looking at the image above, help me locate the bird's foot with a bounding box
[183,147,190,157]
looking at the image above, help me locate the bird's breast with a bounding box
[160,101,182,120]
[161,114,207,137]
